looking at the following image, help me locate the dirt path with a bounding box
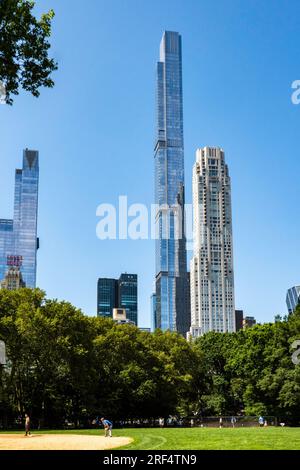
[0,434,132,450]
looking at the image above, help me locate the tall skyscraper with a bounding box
[118,273,138,325]
[154,31,189,335]
[0,149,39,288]
[97,278,118,318]
[286,285,300,314]
[190,147,235,335]
[97,273,138,325]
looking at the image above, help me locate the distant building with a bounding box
[118,273,138,325]
[243,316,256,329]
[0,255,25,290]
[97,273,138,325]
[97,278,118,318]
[113,308,135,326]
[190,147,235,336]
[286,286,300,314]
[139,328,151,333]
[151,293,157,332]
[235,310,244,331]
[154,31,189,336]
[186,326,202,342]
[0,149,39,287]
[0,266,25,290]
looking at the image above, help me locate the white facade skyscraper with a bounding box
[189,146,235,337]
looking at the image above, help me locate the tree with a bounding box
[93,326,197,420]
[0,0,57,104]
[0,289,97,427]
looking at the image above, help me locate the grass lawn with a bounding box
[1,427,300,450]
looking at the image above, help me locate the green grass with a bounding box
[1,427,300,450]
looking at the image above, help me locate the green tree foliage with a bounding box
[193,310,300,422]
[0,0,57,104]
[0,289,197,426]
[0,289,300,427]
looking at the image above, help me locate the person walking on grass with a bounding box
[101,417,113,437]
[24,414,31,436]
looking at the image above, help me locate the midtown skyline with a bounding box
[0,0,299,327]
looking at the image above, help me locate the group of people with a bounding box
[22,413,270,435]
[23,415,113,438]
[218,416,268,428]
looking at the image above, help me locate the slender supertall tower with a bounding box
[154,31,189,335]
[13,149,39,287]
[189,147,235,337]
[0,149,39,288]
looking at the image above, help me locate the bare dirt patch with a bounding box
[0,434,132,450]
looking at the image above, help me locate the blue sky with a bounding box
[0,0,299,327]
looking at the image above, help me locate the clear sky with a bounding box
[0,0,299,327]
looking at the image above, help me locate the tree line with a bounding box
[0,289,299,427]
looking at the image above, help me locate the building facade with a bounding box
[97,273,138,325]
[118,273,138,325]
[97,278,118,318]
[190,147,235,336]
[0,149,39,288]
[151,293,157,332]
[243,316,256,329]
[0,220,13,282]
[154,31,189,336]
[286,286,300,314]
[235,309,244,331]
[112,308,135,326]
[0,266,25,290]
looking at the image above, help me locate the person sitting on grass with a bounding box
[101,417,113,437]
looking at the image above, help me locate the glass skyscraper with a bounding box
[118,273,138,325]
[0,149,39,288]
[97,273,138,325]
[97,278,118,318]
[154,31,189,335]
[286,286,300,314]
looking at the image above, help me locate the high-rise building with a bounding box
[0,266,25,290]
[286,286,300,314]
[190,147,235,336]
[243,316,256,329]
[0,149,39,288]
[97,278,118,318]
[154,31,189,336]
[235,310,244,331]
[151,293,157,332]
[97,273,138,325]
[0,255,25,290]
[0,220,13,282]
[118,273,138,325]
